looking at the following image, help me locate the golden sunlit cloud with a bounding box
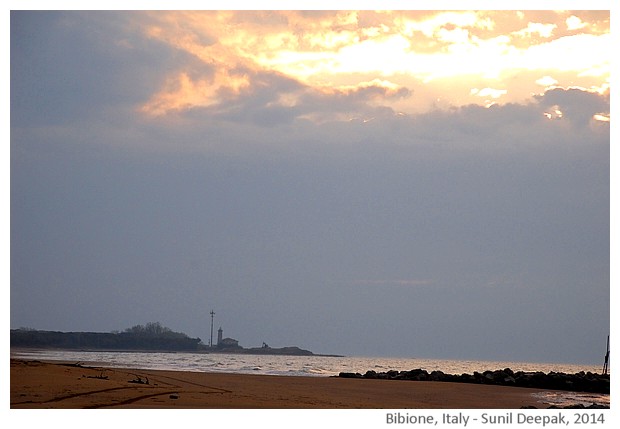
[593,113,610,122]
[136,10,610,119]
[471,87,508,99]
[140,70,251,116]
[566,15,587,31]
[536,76,559,87]
[513,22,556,38]
[544,105,564,120]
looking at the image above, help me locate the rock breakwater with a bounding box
[338,368,609,394]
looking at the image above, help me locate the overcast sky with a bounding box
[9,8,610,364]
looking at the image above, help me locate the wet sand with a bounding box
[11,358,553,409]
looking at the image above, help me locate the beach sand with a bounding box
[10,358,554,409]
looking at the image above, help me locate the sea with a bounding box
[11,349,610,408]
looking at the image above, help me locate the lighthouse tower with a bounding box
[217,327,223,346]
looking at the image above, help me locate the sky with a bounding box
[9,6,611,365]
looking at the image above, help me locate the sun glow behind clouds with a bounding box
[138,10,610,118]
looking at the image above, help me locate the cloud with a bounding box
[513,22,557,38]
[535,87,610,128]
[11,11,191,128]
[86,84,608,158]
[470,87,507,100]
[535,75,558,87]
[151,69,413,126]
[10,11,609,362]
[116,10,610,118]
[566,15,587,31]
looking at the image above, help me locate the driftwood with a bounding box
[128,375,149,385]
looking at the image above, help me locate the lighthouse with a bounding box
[217,327,223,346]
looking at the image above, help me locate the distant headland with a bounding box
[10,322,341,357]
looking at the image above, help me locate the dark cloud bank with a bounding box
[11,95,609,363]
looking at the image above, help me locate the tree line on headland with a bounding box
[10,322,325,356]
[10,322,203,351]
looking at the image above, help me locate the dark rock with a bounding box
[503,376,516,386]
[386,370,400,379]
[403,369,429,381]
[339,372,362,378]
[430,370,446,381]
[458,373,475,383]
[364,370,377,379]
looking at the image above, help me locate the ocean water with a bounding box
[11,349,609,407]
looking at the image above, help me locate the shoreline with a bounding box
[9,345,343,358]
[10,358,596,409]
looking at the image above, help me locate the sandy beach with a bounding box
[11,358,559,409]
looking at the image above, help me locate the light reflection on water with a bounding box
[12,349,608,407]
[11,349,604,376]
[532,391,610,407]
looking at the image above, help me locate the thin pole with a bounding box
[603,335,610,375]
[210,310,215,348]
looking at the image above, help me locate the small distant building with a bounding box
[216,327,240,349]
[219,337,240,348]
